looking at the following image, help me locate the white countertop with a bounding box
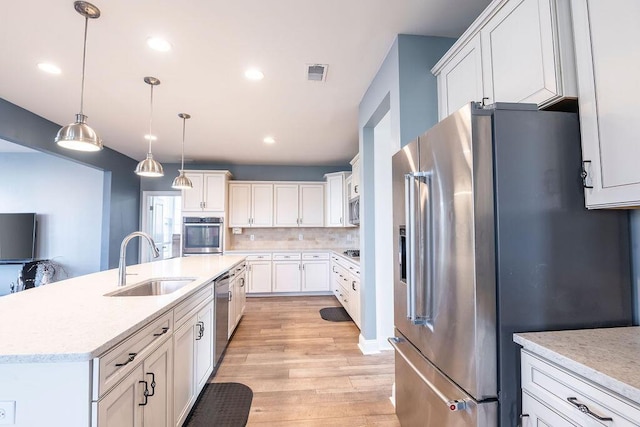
[514,327,640,403]
[0,255,244,363]
[226,248,360,264]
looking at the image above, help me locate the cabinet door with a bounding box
[437,34,483,120]
[238,272,247,317]
[252,183,274,227]
[203,173,226,212]
[299,184,324,227]
[351,156,361,198]
[301,261,330,291]
[521,391,579,427]
[182,173,204,211]
[173,318,196,427]
[228,277,238,336]
[247,261,272,293]
[272,261,301,292]
[481,0,564,106]
[142,339,173,427]
[96,365,144,427]
[228,183,251,227]
[195,303,214,392]
[325,175,345,227]
[349,276,361,329]
[572,0,640,208]
[274,184,300,226]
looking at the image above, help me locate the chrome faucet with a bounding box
[118,231,160,287]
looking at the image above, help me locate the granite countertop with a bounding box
[514,327,640,403]
[0,255,245,363]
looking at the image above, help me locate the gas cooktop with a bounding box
[343,249,360,258]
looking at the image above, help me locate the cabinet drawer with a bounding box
[273,253,301,260]
[174,283,213,327]
[522,391,578,427]
[94,311,173,400]
[521,351,640,426]
[302,252,329,260]
[246,254,272,261]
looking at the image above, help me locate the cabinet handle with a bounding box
[354,184,358,194]
[581,160,594,189]
[153,326,169,337]
[240,278,245,288]
[196,321,204,340]
[229,291,233,301]
[566,397,613,421]
[517,414,529,427]
[332,266,338,273]
[139,380,149,406]
[146,372,156,397]
[352,281,356,291]
[115,352,137,367]
[340,217,343,224]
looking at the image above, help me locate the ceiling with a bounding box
[0,0,489,165]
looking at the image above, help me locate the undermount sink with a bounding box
[106,278,196,297]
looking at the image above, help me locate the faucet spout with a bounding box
[118,231,160,287]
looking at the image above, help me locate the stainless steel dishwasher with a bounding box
[214,271,231,365]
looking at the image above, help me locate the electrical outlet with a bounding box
[250,234,255,241]
[0,401,16,425]
[298,234,303,241]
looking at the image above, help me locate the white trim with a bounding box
[357,334,380,355]
[140,190,181,261]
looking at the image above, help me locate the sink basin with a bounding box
[106,278,196,297]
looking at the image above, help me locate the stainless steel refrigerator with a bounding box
[390,103,632,427]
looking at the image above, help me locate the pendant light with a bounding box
[135,77,164,177]
[172,113,194,189]
[55,1,103,152]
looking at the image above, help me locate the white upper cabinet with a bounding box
[432,0,576,120]
[181,170,231,214]
[274,183,324,227]
[228,182,273,227]
[324,172,350,227]
[572,0,640,208]
[349,154,361,199]
[435,34,484,120]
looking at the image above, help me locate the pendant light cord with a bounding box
[79,16,89,115]
[148,84,154,154]
[181,117,186,170]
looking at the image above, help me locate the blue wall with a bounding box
[0,98,140,268]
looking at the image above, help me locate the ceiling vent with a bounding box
[306,64,328,82]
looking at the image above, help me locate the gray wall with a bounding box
[140,163,351,191]
[0,98,141,268]
[358,35,456,342]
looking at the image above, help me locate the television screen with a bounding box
[0,213,36,262]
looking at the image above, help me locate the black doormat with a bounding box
[320,306,352,322]
[184,382,253,427]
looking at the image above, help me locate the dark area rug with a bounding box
[185,382,253,427]
[320,306,352,322]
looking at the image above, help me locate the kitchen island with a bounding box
[0,255,244,427]
[515,328,640,425]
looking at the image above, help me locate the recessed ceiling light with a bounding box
[263,136,275,144]
[147,37,172,52]
[37,63,61,75]
[245,68,264,81]
[144,134,157,141]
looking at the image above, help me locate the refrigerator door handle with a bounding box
[404,173,417,322]
[389,337,469,412]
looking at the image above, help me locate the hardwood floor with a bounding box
[210,296,400,426]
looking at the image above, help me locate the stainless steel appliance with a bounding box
[348,196,360,225]
[182,216,223,255]
[391,103,632,427]
[214,271,230,365]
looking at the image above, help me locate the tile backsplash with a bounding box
[229,227,359,250]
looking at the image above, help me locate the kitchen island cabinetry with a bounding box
[181,170,231,214]
[432,0,576,120]
[228,182,273,227]
[515,328,640,426]
[571,0,640,208]
[228,263,247,337]
[273,183,324,227]
[330,253,361,328]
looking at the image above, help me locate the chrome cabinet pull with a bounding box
[153,326,169,337]
[567,397,613,421]
[115,352,137,367]
[146,372,156,397]
[139,380,149,406]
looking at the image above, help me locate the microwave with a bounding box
[348,196,360,226]
[182,217,224,255]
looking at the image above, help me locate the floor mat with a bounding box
[185,382,253,427]
[320,306,352,322]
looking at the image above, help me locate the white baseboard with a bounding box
[390,382,396,407]
[357,334,380,355]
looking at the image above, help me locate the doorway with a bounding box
[140,191,182,262]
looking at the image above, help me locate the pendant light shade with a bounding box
[172,113,193,189]
[55,1,103,152]
[135,77,164,177]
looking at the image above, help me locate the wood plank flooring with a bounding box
[210,296,400,426]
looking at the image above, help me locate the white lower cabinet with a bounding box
[96,364,144,427]
[142,339,173,427]
[228,264,247,337]
[272,254,302,292]
[246,254,273,293]
[301,254,330,292]
[520,350,640,426]
[330,253,361,329]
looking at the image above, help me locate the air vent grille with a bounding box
[307,64,328,82]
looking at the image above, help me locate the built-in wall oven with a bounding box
[182,217,224,255]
